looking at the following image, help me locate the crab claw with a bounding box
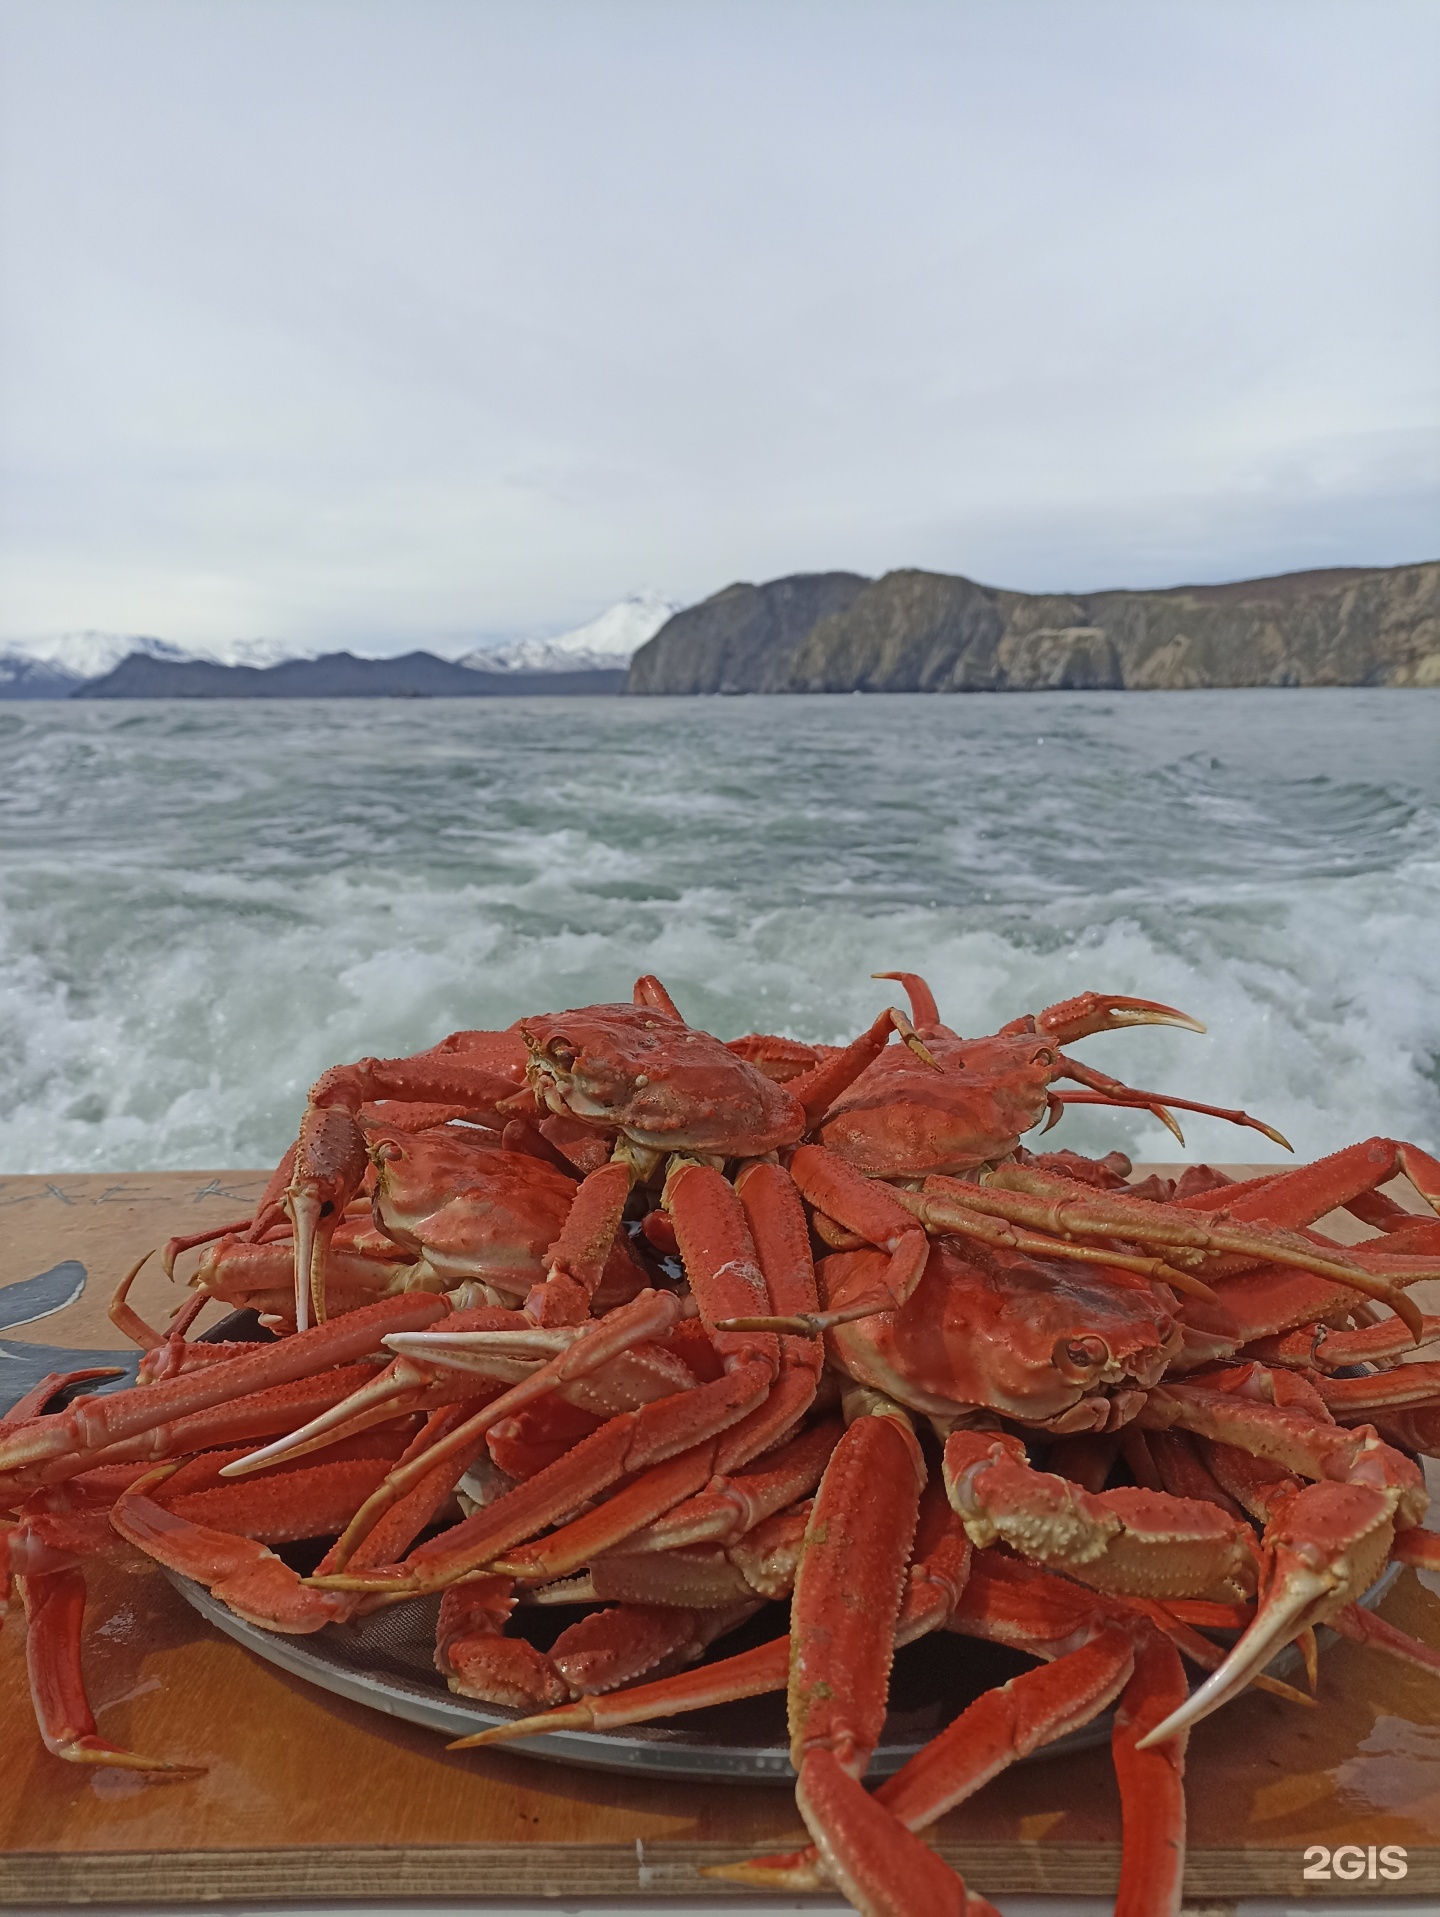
[1136,1479,1401,1749]
[1035,993,1207,1045]
[285,1106,369,1332]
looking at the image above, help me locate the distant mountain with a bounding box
[0,630,319,684]
[73,651,626,699]
[0,597,677,697]
[0,654,89,699]
[627,562,1440,693]
[465,590,678,673]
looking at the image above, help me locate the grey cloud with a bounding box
[0,0,1435,651]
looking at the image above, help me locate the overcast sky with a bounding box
[1,0,1436,653]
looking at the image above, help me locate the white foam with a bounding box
[0,692,1434,1177]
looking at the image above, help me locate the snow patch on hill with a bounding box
[465,591,677,673]
[0,630,324,687]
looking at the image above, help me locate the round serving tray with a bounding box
[164,1559,1399,1783]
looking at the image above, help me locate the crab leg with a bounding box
[727,1621,1137,1897]
[786,1006,939,1128]
[779,1394,979,1917]
[527,1157,637,1324]
[0,1293,451,1481]
[459,1480,973,1751]
[230,1289,692,1480]
[1328,1600,1440,1679]
[309,1352,772,1596]
[468,1163,822,1584]
[975,1164,1422,1332]
[725,1159,825,1456]
[1314,1361,1440,1420]
[110,1462,367,1634]
[752,1148,1217,1327]
[1111,1623,1189,1917]
[1053,1055,1290,1150]
[323,1165,802,1590]
[943,1430,1256,1604]
[19,1567,202,1775]
[603,1417,842,1554]
[104,1404,486,1661]
[1177,1137,1440,1226]
[2,1369,125,1425]
[744,1146,932,1332]
[443,1572,758,1713]
[1246,1315,1440,1372]
[314,1399,502,1581]
[1134,1384,1428,1747]
[0,1365,389,1507]
[631,974,685,1020]
[437,1577,567,1711]
[288,1290,705,1565]
[453,1633,792,1746]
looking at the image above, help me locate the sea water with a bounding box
[0,690,1435,1175]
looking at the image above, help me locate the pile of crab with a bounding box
[5,972,1440,1917]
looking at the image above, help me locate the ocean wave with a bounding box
[0,691,1435,1174]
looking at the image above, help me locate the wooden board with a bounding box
[3,1168,1440,1903]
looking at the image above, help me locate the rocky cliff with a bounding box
[627,561,1440,693]
[624,572,869,694]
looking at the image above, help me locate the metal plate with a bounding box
[164,1560,1400,1784]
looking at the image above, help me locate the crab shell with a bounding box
[815,1028,1059,1177]
[821,1239,1183,1432]
[370,1126,645,1303]
[519,1002,804,1157]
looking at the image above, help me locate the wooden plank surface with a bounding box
[3,1167,1440,1903]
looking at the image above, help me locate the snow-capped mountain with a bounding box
[0,630,326,696]
[0,597,681,696]
[464,591,678,674]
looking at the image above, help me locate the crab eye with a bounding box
[1054,1334,1110,1374]
[1032,1047,1055,1068]
[547,1039,577,1071]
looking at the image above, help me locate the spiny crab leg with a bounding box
[974,1164,1423,1334]
[774,1393,981,1917]
[457,1480,972,1752]
[227,1287,691,1484]
[161,1217,257,1279]
[1133,1382,1429,1748]
[3,1369,126,1426]
[310,1358,773,1594]
[942,1431,1257,1605]
[0,1293,451,1480]
[729,1621,1141,1899]
[1181,1137,1440,1228]
[784,1006,940,1128]
[108,1251,167,1349]
[600,1417,843,1555]
[387,1163,828,1591]
[901,1181,1220,1306]
[283,1107,372,1331]
[726,1148,1214,1336]
[1247,1315,1440,1372]
[20,1566,203,1776]
[311,1161,808,1594]
[310,1289,701,1572]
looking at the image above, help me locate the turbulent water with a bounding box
[0,691,1435,1175]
